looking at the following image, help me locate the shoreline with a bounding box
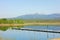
[0,23,60,26]
[49,38,60,40]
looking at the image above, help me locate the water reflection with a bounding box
[0,25,60,40]
[0,25,24,31]
[0,26,9,31]
[0,30,47,40]
[0,30,60,40]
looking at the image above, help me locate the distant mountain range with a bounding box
[15,13,60,20]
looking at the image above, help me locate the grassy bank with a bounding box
[0,23,60,26]
[0,18,60,26]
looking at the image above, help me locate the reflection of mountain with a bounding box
[16,13,60,20]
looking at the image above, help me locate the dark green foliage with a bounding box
[0,18,24,24]
[0,26,24,31]
[0,26,9,31]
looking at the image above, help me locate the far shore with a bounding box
[0,23,60,26]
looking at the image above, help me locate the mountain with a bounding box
[16,13,60,20]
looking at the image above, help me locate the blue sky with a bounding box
[0,0,60,18]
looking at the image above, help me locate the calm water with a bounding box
[0,25,60,40]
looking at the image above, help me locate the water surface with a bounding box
[0,25,60,40]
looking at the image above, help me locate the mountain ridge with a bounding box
[15,13,60,20]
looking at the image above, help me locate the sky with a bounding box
[0,0,60,18]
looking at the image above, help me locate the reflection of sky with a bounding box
[0,30,60,40]
[23,26,60,31]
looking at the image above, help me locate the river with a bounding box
[0,25,60,40]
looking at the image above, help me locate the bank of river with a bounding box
[49,38,60,40]
[0,23,60,26]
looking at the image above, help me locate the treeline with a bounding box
[0,18,24,24]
